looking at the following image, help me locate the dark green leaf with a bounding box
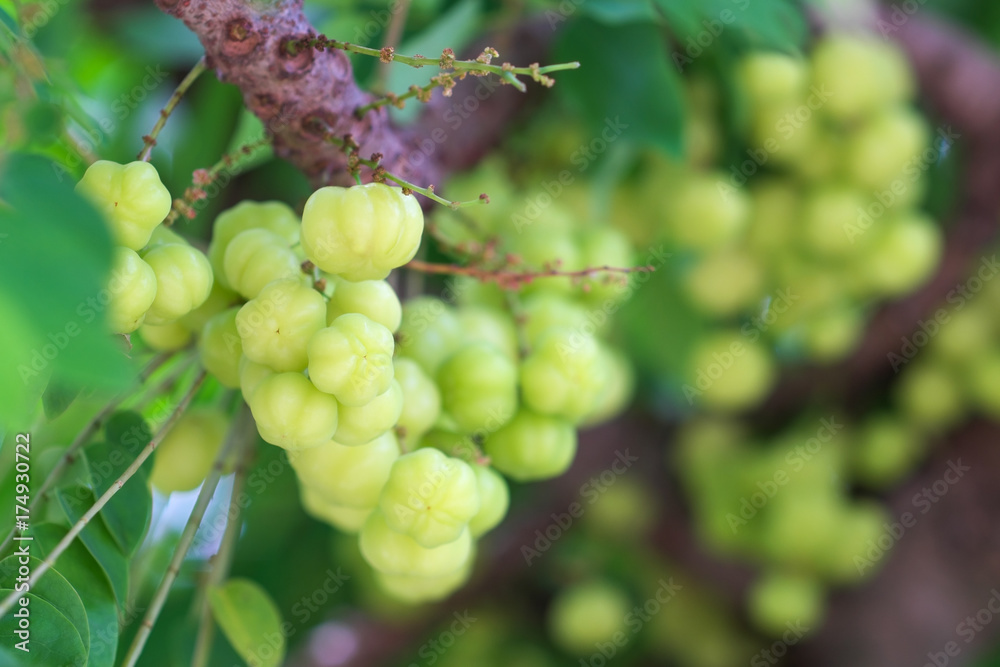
[55,485,129,609]
[33,522,119,667]
[0,153,133,426]
[104,410,153,457]
[210,579,285,667]
[554,18,685,157]
[84,440,152,555]
[42,381,81,421]
[0,555,89,656]
[0,591,87,667]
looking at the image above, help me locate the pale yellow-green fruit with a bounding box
[207,200,301,290]
[105,246,157,334]
[288,431,400,509]
[150,408,228,493]
[139,320,192,351]
[248,372,340,450]
[75,160,172,250]
[141,243,214,325]
[301,183,424,281]
[299,487,372,532]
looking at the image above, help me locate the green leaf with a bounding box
[84,440,152,555]
[554,18,685,157]
[42,381,81,421]
[0,591,87,667]
[33,522,119,667]
[580,0,659,24]
[55,485,129,609]
[0,153,133,426]
[0,555,89,657]
[386,0,483,125]
[104,410,153,454]
[210,579,285,667]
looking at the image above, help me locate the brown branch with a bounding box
[154,0,432,187]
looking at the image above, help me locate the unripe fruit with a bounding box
[139,321,191,351]
[301,183,424,281]
[521,293,593,344]
[862,214,941,296]
[374,561,472,604]
[326,276,402,332]
[468,464,508,538]
[845,108,929,192]
[289,431,400,508]
[224,228,302,300]
[738,52,808,106]
[895,362,965,428]
[394,357,441,447]
[106,246,157,334]
[684,248,764,316]
[436,343,518,434]
[359,511,472,577]
[520,327,603,423]
[236,279,327,372]
[208,201,301,290]
[667,173,749,250]
[75,160,172,250]
[249,372,339,450]
[577,226,636,304]
[396,297,465,374]
[179,282,239,333]
[299,487,372,532]
[853,416,921,488]
[379,448,480,547]
[307,314,395,406]
[686,332,776,411]
[800,186,870,259]
[484,408,577,482]
[547,580,631,655]
[142,243,214,325]
[747,571,822,636]
[199,307,243,388]
[150,408,228,493]
[580,345,635,427]
[456,306,519,362]
[811,35,913,121]
[239,355,274,402]
[334,379,404,446]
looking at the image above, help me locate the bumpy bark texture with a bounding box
[155,0,431,186]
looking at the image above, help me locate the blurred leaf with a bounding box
[554,18,685,157]
[84,440,152,555]
[111,7,206,66]
[56,485,129,608]
[42,381,80,420]
[579,0,658,24]
[0,592,87,666]
[386,0,483,125]
[655,0,805,52]
[210,579,285,667]
[33,522,119,667]
[0,153,132,425]
[0,555,89,656]
[104,410,153,459]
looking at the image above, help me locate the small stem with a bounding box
[0,371,206,619]
[138,56,208,162]
[0,352,173,555]
[376,0,410,92]
[120,403,253,667]
[163,136,272,225]
[327,135,487,209]
[404,259,656,289]
[190,419,253,667]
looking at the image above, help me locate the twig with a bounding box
[190,418,254,667]
[404,259,656,290]
[0,370,206,619]
[163,136,272,225]
[138,56,208,162]
[0,352,173,555]
[120,403,254,667]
